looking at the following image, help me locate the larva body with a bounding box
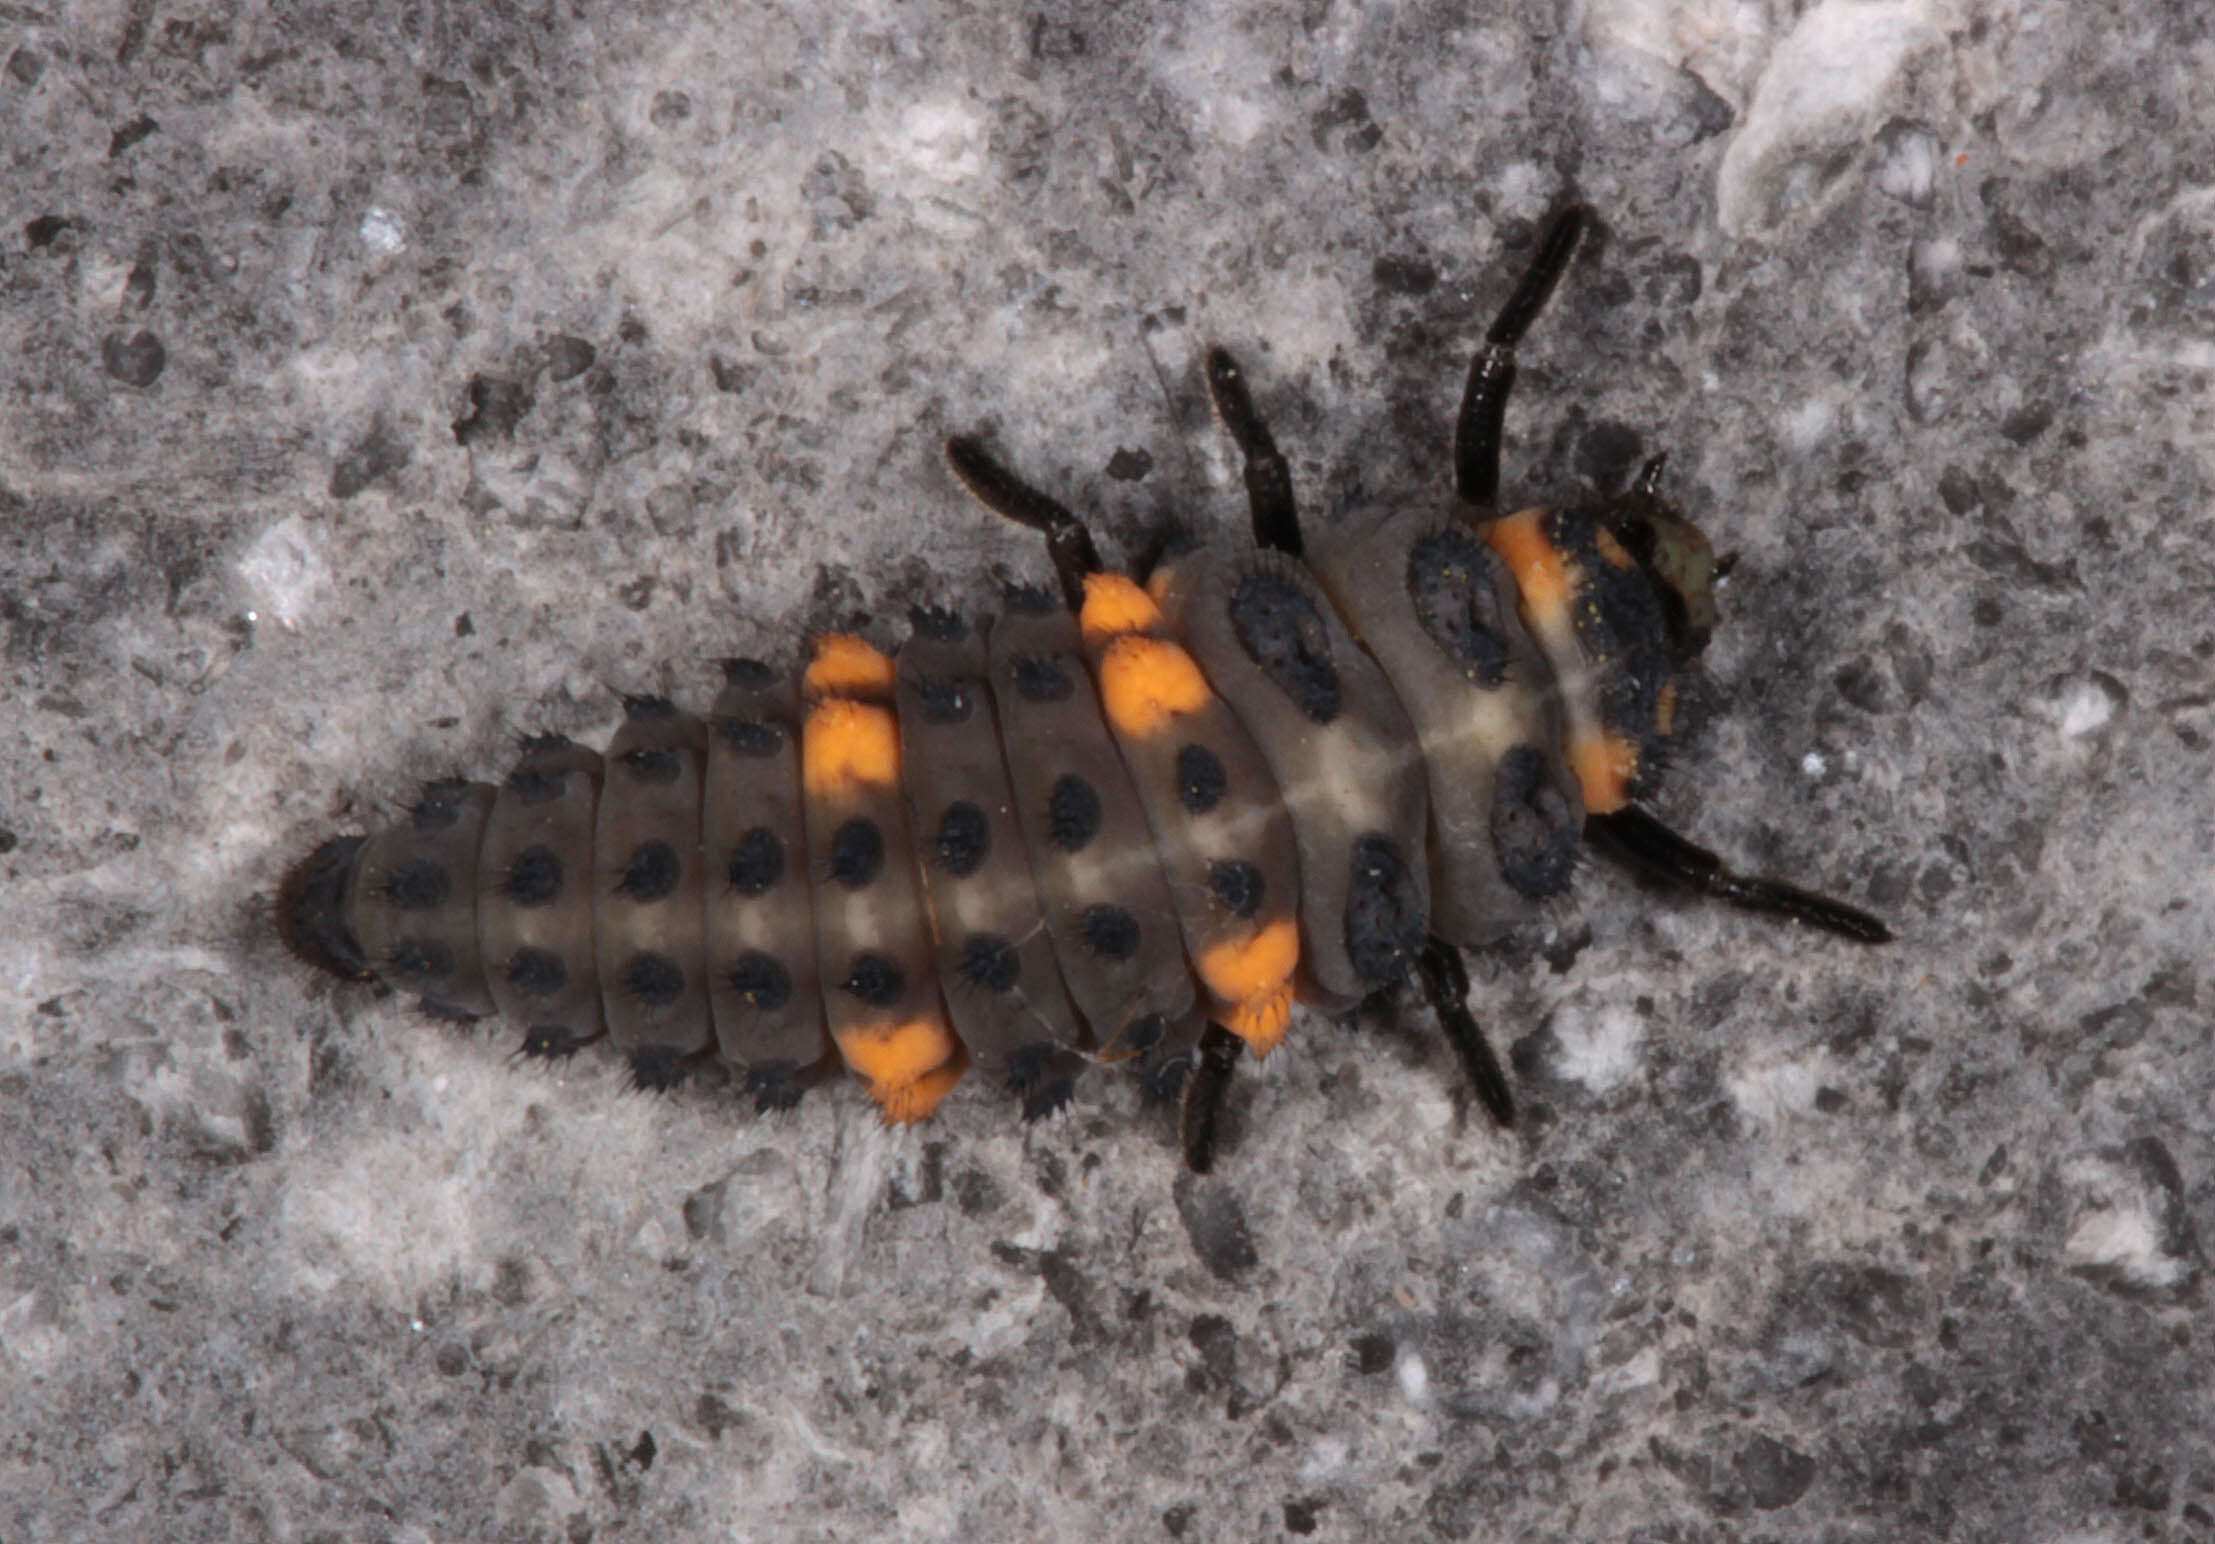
[277,208,1889,1166]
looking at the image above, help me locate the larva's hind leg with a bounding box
[1203,346,1303,557]
[1417,937,1516,1129]
[1179,1023,1246,1175]
[1585,806,1895,944]
[944,435,1104,613]
[1456,205,1591,513]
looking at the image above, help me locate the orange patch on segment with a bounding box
[1079,572,1166,647]
[1097,635,1212,738]
[838,1011,960,1088]
[805,633,897,698]
[802,699,901,794]
[1198,917,1300,1056]
[1569,731,1638,814]
[1483,509,1575,631]
[1655,680,1678,738]
[875,1050,970,1124]
[839,1018,968,1123]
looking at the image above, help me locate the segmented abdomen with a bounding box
[280,506,1604,1123]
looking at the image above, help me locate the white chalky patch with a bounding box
[2066,1204,2185,1291]
[1553,1001,1643,1092]
[1717,0,1945,235]
[237,516,333,629]
[359,205,406,255]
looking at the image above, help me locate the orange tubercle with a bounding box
[839,1017,969,1124]
[1097,635,1212,738]
[1079,572,1166,647]
[875,1053,969,1124]
[1198,916,1300,1056]
[1483,508,1575,632]
[1568,731,1638,814]
[805,633,897,698]
[802,699,901,794]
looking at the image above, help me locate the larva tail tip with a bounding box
[274,836,374,983]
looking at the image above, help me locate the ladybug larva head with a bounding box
[1604,486,1717,662]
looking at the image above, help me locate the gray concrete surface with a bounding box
[5,0,2213,1538]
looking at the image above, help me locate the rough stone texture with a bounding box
[5,0,2212,1540]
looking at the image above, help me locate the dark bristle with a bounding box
[274,836,373,981]
[908,605,968,641]
[1023,1078,1076,1122]
[630,1046,689,1092]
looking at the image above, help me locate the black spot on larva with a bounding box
[409,782,470,830]
[728,952,792,1012]
[718,718,784,757]
[383,857,451,911]
[1491,746,1581,900]
[913,674,975,724]
[520,732,575,756]
[909,605,968,641]
[1208,859,1264,918]
[389,938,454,980]
[829,817,885,888]
[1407,527,1513,687]
[630,1047,688,1091]
[623,694,678,721]
[1080,903,1140,961]
[959,933,1021,993]
[1047,774,1102,852]
[935,801,990,876]
[720,657,775,688]
[506,767,566,805]
[505,845,563,906]
[1002,584,1058,616]
[506,947,568,998]
[1175,743,1227,813]
[624,952,685,1006]
[1012,654,1074,703]
[1343,834,1426,986]
[727,827,785,895]
[1123,1012,1167,1052]
[621,746,683,784]
[840,953,905,1007]
[616,840,680,901]
[1228,569,1340,723]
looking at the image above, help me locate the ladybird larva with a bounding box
[277,207,1893,1173]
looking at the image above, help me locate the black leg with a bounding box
[1180,1022,1246,1174]
[1417,937,1516,1128]
[945,435,1105,614]
[1586,805,1896,944]
[1454,206,1590,511]
[1204,347,1303,556]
